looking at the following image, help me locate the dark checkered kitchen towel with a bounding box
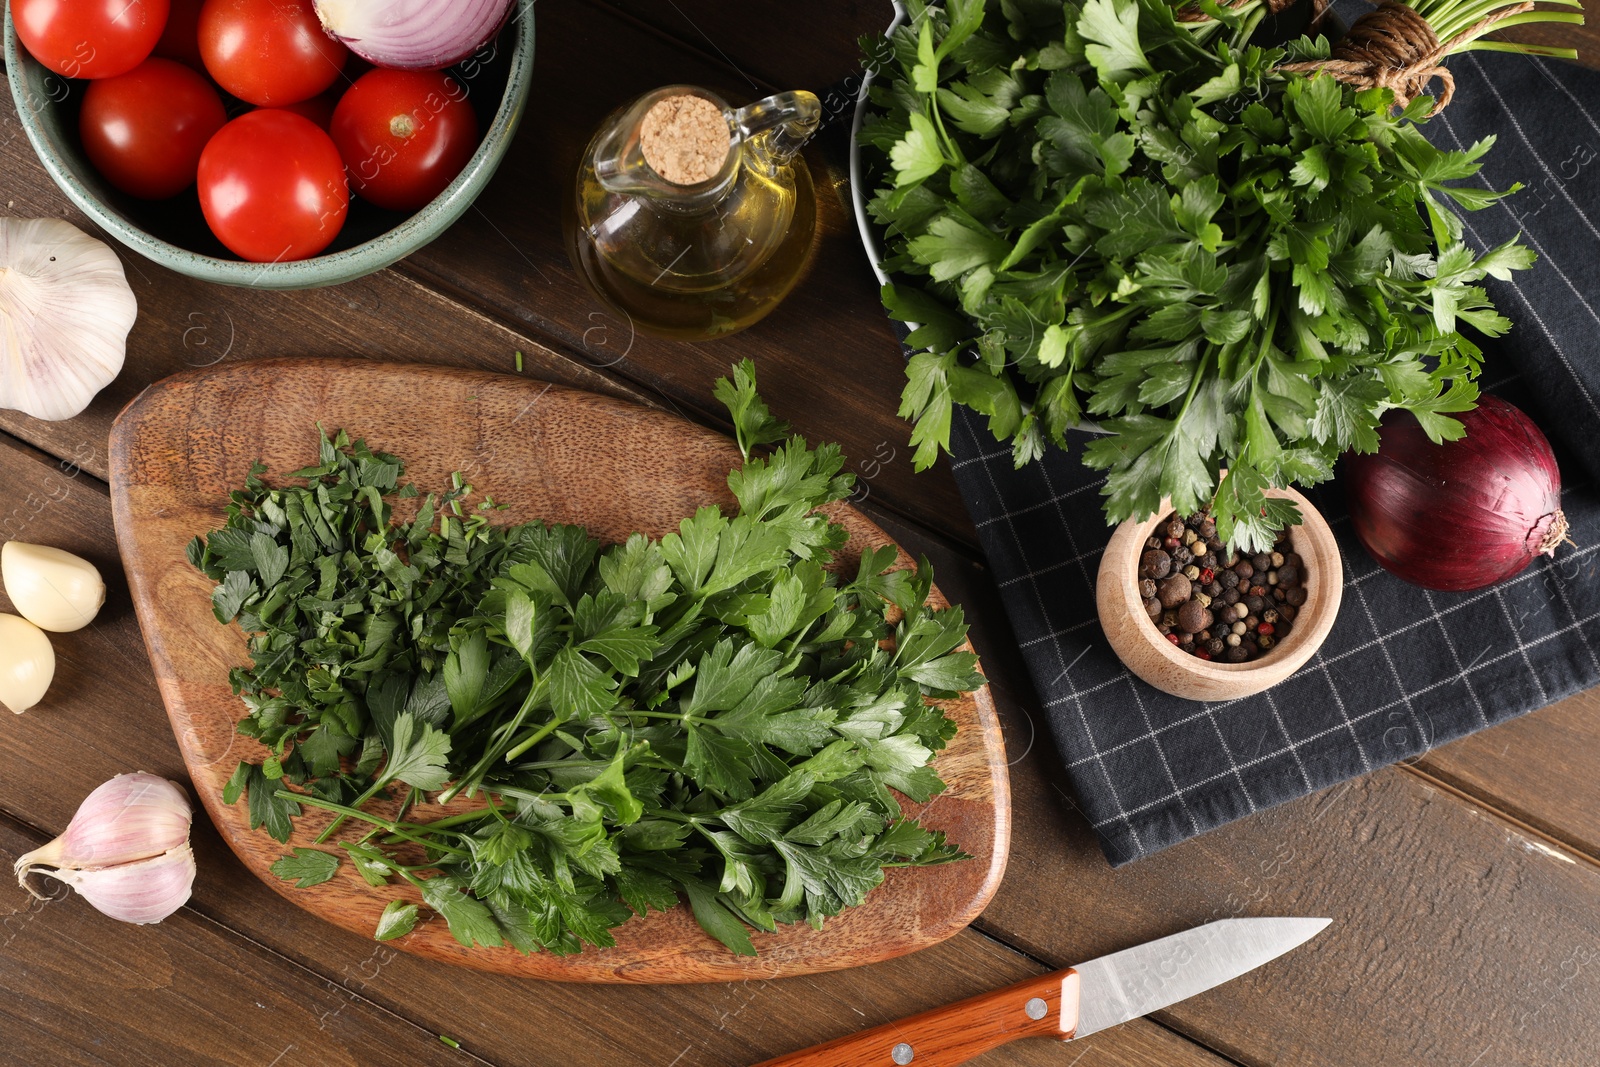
[937,24,1600,864]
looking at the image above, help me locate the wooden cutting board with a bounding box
[107,359,1011,983]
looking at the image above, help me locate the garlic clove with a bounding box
[2,541,106,632]
[0,218,137,421]
[14,772,191,890]
[0,613,53,713]
[36,844,196,924]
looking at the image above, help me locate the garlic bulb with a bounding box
[0,612,53,713]
[2,541,106,631]
[35,845,196,924]
[14,772,191,883]
[0,218,137,421]
[15,772,195,925]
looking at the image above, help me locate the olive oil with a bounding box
[566,87,820,341]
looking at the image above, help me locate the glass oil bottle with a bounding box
[566,85,821,341]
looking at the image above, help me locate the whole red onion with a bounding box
[1344,396,1568,592]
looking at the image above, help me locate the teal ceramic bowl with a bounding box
[3,2,533,289]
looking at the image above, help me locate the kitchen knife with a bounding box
[751,916,1330,1067]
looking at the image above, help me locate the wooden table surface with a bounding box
[3,4,1599,1065]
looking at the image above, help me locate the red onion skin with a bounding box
[313,0,515,71]
[1344,396,1566,592]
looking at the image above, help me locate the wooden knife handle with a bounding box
[751,968,1080,1067]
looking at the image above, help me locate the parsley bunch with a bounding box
[860,0,1571,549]
[191,362,978,956]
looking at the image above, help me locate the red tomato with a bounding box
[80,58,226,200]
[197,0,347,106]
[152,0,205,69]
[198,110,349,262]
[12,0,170,79]
[331,70,479,213]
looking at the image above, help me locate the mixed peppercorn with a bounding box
[1136,510,1307,663]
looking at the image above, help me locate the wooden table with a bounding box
[3,5,1599,1064]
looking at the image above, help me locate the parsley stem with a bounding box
[315,775,396,843]
[440,675,549,803]
[927,97,964,168]
[388,802,507,833]
[503,718,562,761]
[278,790,471,857]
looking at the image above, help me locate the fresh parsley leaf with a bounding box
[1078,0,1151,78]
[714,358,790,460]
[271,847,341,889]
[422,875,504,949]
[374,900,419,941]
[383,713,452,791]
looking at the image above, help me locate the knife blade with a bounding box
[750,917,1330,1067]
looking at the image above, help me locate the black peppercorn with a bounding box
[1277,564,1299,585]
[1138,578,1157,599]
[1233,560,1254,580]
[1244,594,1266,615]
[1165,518,1185,540]
[1206,637,1225,656]
[1285,586,1307,606]
[1222,587,1241,606]
[1251,553,1271,572]
[1144,596,1162,619]
[1220,569,1240,590]
[1225,644,1251,662]
[1170,545,1194,567]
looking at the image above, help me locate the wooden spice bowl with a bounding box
[1095,484,1342,701]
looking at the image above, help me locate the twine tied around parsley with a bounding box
[1279,0,1537,113]
[1175,0,1562,115]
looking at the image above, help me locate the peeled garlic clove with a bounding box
[14,772,191,889]
[0,218,137,421]
[36,844,196,924]
[2,541,106,632]
[0,613,53,713]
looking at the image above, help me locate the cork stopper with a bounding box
[639,94,731,185]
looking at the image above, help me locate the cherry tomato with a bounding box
[152,0,205,69]
[80,58,226,200]
[330,70,479,213]
[198,110,349,262]
[198,0,347,106]
[12,0,170,79]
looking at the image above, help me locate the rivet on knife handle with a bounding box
[749,968,1080,1067]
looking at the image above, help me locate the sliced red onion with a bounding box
[313,0,516,70]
